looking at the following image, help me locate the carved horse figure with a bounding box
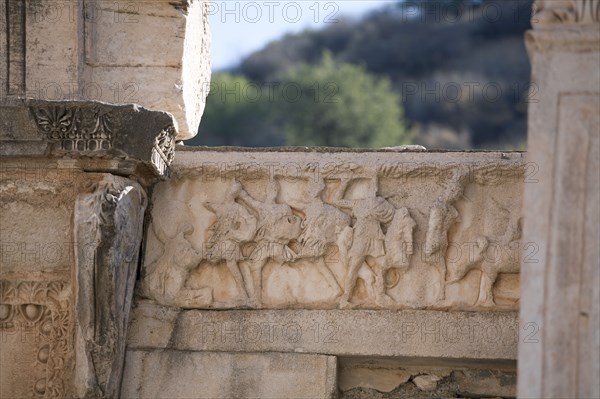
[238,179,302,305]
[446,217,522,307]
[287,178,351,297]
[344,205,417,307]
[142,223,211,307]
[203,181,258,302]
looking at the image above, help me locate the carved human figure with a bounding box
[446,217,522,307]
[287,178,351,296]
[142,223,211,307]
[353,206,418,307]
[384,207,417,269]
[238,180,302,305]
[334,178,396,308]
[203,181,258,301]
[424,167,468,301]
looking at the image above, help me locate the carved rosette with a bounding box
[30,106,113,152]
[0,280,72,399]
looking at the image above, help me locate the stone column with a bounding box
[518,1,599,398]
[0,0,211,140]
[0,100,177,398]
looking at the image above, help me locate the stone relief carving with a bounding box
[0,280,73,399]
[290,178,350,299]
[237,180,302,306]
[141,160,523,311]
[151,126,177,176]
[74,175,146,398]
[334,177,396,308]
[142,223,210,307]
[534,0,599,25]
[446,214,522,307]
[31,105,113,151]
[203,181,257,304]
[424,167,469,301]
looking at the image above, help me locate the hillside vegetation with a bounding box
[190,0,532,149]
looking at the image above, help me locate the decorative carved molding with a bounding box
[2,100,177,180]
[534,0,600,25]
[151,125,177,176]
[0,280,73,398]
[30,105,113,152]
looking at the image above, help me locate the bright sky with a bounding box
[209,1,393,70]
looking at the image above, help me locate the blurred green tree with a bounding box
[272,53,408,148]
[187,73,284,147]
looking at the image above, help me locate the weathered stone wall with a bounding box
[0,100,177,398]
[4,0,598,397]
[121,148,524,398]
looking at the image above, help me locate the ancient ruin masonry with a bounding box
[1,0,599,398]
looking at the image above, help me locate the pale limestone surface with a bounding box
[338,367,412,392]
[127,302,519,362]
[0,0,210,140]
[0,101,177,398]
[140,149,524,312]
[518,2,600,398]
[121,351,338,399]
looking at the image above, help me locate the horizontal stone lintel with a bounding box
[127,302,519,363]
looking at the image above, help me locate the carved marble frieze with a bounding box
[0,280,73,399]
[140,150,525,311]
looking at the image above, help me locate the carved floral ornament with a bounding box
[30,105,113,152]
[534,0,600,25]
[0,280,72,398]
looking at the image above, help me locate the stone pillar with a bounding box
[518,1,600,398]
[0,100,177,398]
[0,0,211,140]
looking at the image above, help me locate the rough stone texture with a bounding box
[0,99,177,181]
[339,367,516,399]
[127,302,519,363]
[139,149,524,311]
[0,0,211,140]
[0,101,168,398]
[73,174,147,398]
[412,374,441,391]
[518,3,600,398]
[120,350,338,399]
[339,367,412,393]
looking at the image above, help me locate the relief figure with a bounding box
[238,180,302,305]
[142,223,211,307]
[424,167,469,301]
[334,178,396,308]
[446,216,522,307]
[287,178,351,297]
[203,181,257,302]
